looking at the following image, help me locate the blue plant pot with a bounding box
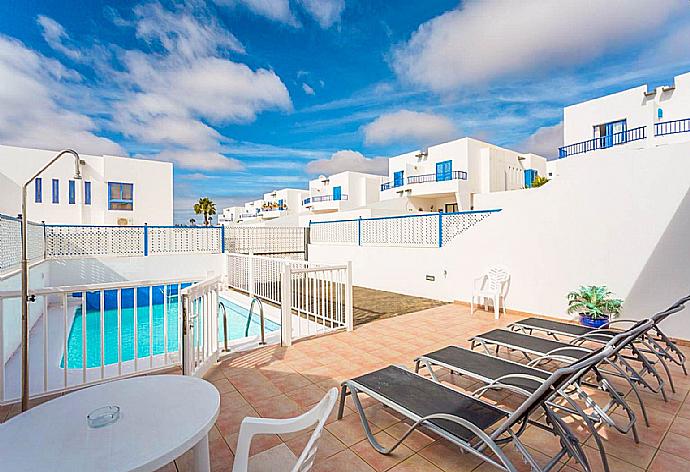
[579,314,609,329]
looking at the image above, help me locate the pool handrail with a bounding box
[245,297,266,346]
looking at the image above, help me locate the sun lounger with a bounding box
[337,344,617,472]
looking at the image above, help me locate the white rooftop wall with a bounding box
[0,145,173,225]
[309,142,690,339]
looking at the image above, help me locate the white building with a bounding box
[380,138,547,212]
[220,188,309,225]
[0,145,173,225]
[302,171,382,215]
[560,71,690,159]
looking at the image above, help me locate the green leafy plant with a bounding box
[567,285,623,320]
[531,175,549,188]
[193,197,217,226]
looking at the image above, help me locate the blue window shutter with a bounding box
[393,171,404,187]
[333,186,342,201]
[436,160,452,181]
[69,180,75,204]
[35,178,42,203]
[84,181,91,205]
[52,179,59,204]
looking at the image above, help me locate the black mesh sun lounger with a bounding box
[338,359,603,472]
[416,321,655,472]
[510,295,690,377]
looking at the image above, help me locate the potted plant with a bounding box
[567,285,623,328]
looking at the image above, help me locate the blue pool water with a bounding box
[62,286,280,369]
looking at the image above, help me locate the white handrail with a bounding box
[0,277,198,299]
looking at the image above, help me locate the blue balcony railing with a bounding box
[655,118,690,136]
[407,171,468,184]
[558,126,646,158]
[303,195,349,205]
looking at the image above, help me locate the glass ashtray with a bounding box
[87,405,120,429]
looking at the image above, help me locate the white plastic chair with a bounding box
[232,387,338,472]
[470,266,510,319]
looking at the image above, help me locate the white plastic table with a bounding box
[0,375,220,472]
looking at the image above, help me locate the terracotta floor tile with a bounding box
[384,422,435,452]
[226,432,283,456]
[251,394,302,419]
[417,439,484,471]
[387,454,443,472]
[270,373,312,393]
[326,413,382,447]
[648,450,690,471]
[285,429,346,462]
[311,449,376,472]
[286,384,329,409]
[659,431,690,461]
[350,431,414,471]
[361,405,402,430]
[246,443,296,472]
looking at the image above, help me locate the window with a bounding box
[444,203,458,213]
[593,119,626,148]
[436,160,452,181]
[393,171,404,187]
[84,181,91,205]
[52,179,59,204]
[69,180,76,204]
[108,182,134,211]
[333,186,342,201]
[34,178,42,203]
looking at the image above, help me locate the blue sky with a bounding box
[1,0,690,223]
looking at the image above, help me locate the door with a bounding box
[436,160,452,181]
[333,186,342,201]
[393,171,404,187]
[444,203,458,213]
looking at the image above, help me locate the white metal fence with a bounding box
[149,226,222,255]
[0,277,199,404]
[224,226,307,256]
[226,253,353,345]
[309,210,501,248]
[0,215,45,274]
[181,276,222,378]
[45,225,145,258]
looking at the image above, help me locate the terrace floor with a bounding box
[2,304,689,471]
[177,304,690,472]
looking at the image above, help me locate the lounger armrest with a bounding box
[471,374,542,399]
[601,319,636,329]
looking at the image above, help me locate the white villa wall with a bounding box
[563,71,690,151]
[309,143,690,339]
[305,171,382,214]
[0,145,173,225]
[382,138,547,211]
[0,171,20,216]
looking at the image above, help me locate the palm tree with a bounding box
[189,218,196,226]
[193,197,217,226]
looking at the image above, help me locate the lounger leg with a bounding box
[559,391,610,472]
[337,384,349,420]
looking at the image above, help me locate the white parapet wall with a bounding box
[309,142,690,339]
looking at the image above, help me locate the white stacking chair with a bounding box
[232,388,338,472]
[470,266,510,319]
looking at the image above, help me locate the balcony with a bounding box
[304,194,349,205]
[558,126,646,158]
[381,171,468,191]
[655,118,690,136]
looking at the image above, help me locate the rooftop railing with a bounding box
[558,126,646,158]
[381,171,468,190]
[304,194,349,204]
[655,118,690,136]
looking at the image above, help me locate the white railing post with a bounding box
[281,262,292,347]
[181,292,191,375]
[0,298,4,403]
[248,252,255,298]
[345,261,353,332]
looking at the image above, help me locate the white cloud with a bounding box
[302,82,315,95]
[517,122,563,159]
[298,0,345,28]
[306,150,388,175]
[138,150,244,171]
[36,15,82,60]
[393,0,687,92]
[363,110,457,146]
[218,0,344,28]
[219,0,298,26]
[0,35,123,155]
[109,2,291,162]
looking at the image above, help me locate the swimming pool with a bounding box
[62,285,280,369]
